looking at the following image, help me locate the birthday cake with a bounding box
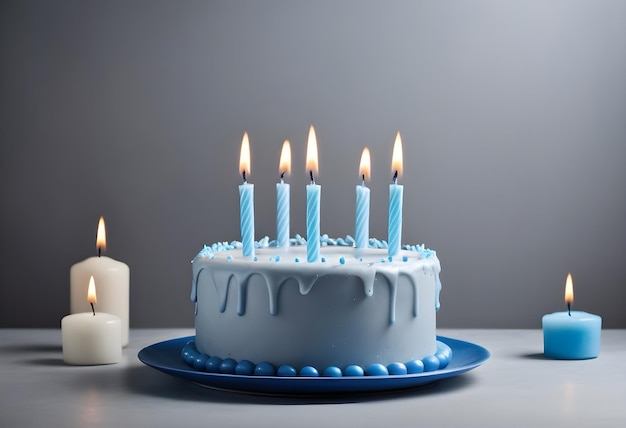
[184,235,449,377]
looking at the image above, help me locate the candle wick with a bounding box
[280,171,285,181]
[242,170,247,184]
[90,302,95,316]
[392,170,398,184]
[362,174,366,186]
[98,247,101,257]
[309,170,315,185]
[568,302,571,317]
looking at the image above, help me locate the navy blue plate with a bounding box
[138,336,489,395]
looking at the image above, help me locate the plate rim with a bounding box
[138,335,489,395]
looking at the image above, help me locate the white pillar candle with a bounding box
[70,217,129,346]
[62,276,122,365]
[61,312,122,365]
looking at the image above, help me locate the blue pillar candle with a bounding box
[387,132,403,257]
[542,311,602,359]
[542,273,602,359]
[276,140,291,249]
[238,132,255,257]
[305,125,320,262]
[355,148,371,249]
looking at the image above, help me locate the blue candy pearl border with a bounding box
[181,340,452,377]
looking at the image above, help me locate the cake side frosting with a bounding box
[191,235,442,316]
[190,235,444,373]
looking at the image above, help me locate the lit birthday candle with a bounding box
[355,147,371,250]
[276,140,291,249]
[388,132,403,257]
[239,132,255,257]
[70,216,130,347]
[306,125,320,262]
[62,276,122,365]
[542,273,602,359]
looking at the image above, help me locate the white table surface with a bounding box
[1,329,624,428]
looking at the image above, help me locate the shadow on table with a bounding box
[1,343,62,353]
[519,353,549,360]
[124,365,478,404]
[1,343,67,366]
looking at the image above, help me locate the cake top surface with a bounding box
[195,234,436,262]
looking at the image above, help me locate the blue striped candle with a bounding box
[305,125,320,262]
[355,147,371,249]
[306,183,320,262]
[387,182,403,256]
[388,132,403,257]
[355,185,370,249]
[276,181,290,248]
[239,182,255,257]
[276,140,291,249]
[239,132,254,257]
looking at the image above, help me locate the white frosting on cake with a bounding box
[191,237,442,371]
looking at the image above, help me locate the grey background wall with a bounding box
[1,0,625,329]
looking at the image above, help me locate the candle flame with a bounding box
[564,273,574,305]
[279,140,291,177]
[306,125,319,180]
[96,216,106,252]
[391,132,403,182]
[359,147,371,182]
[87,275,97,305]
[239,132,251,181]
